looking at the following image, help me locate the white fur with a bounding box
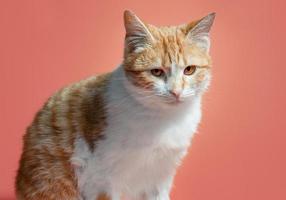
[72,67,203,200]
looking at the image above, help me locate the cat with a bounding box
[15,10,215,200]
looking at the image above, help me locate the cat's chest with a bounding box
[94,109,199,192]
[106,140,187,194]
[73,103,201,197]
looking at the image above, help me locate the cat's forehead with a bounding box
[132,45,210,72]
[144,25,211,68]
[147,24,186,41]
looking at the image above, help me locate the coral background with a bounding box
[1,0,286,199]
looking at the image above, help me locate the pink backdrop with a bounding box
[1,0,286,199]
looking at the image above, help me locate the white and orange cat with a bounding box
[16,10,215,200]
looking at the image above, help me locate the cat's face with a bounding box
[123,11,215,106]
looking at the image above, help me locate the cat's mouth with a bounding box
[166,98,184,105]
[168,101,181,105]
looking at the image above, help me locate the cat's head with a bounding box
[122,10,215,107]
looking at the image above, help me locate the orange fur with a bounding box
[97,193,111,200]
[16,74,110,199]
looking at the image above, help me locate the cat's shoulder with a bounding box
[49,73,111,102]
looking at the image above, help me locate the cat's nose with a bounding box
[169,90,181,100]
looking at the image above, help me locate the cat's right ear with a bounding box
[124,10,154,53]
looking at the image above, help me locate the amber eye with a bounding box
[184,65,197,75]
[151,69,164,77]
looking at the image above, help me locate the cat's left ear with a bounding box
[186,13,216,52]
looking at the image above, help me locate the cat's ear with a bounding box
[124,10,154,53]
[186,13,216,52]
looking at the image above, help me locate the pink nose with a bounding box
[169,90,181,100]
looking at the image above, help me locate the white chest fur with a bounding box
[72,69,202,200]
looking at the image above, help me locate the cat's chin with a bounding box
[166,100,183,106]
[140,98,192,111]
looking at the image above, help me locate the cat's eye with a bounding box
[184,65,197,75]
[151,69,164,77]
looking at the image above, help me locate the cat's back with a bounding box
[15,73,111,199]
